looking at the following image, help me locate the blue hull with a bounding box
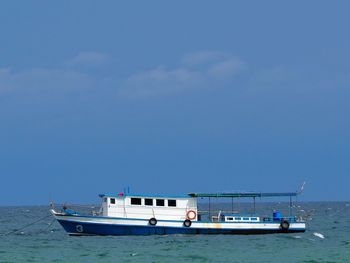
[57,219,305,236]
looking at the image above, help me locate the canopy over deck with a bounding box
[188,192,299,198]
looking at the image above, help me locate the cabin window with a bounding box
[156,199,165,206]
[110,198,115,204]
[243,217,249,221]
[235,217,241,220]
[251,217,258,221]
[227,217,233,221]
[145,198,153,206]
[131,198,142,205]
[168,200,176,207]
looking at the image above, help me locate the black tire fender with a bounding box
[183,219,192,227]
[149,218,157,226]
[280,219,290,231]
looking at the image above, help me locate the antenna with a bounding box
[299,181,306,194]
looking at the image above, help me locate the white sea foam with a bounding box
[313,232,325,239]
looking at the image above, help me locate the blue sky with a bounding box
[1,1,349,205]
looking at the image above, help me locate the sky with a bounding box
[0,1,349,205]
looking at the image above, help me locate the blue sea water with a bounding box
[0,202,349,262]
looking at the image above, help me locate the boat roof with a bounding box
[99,193,192,199]
[100,191,300,199]
[187,192,299,198]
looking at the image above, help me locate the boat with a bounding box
[50,188,306,236]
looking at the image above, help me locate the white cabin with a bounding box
[100,194,198,221]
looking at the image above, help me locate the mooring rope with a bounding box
[37,218,56,234]
[0,214,53,236]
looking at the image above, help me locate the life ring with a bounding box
[149,218,157,226]
[280,219,290,231]
[183,219,192,227]
[186,210,197,220]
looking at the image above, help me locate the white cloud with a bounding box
[66,51,110,67]
[181,51,229,66]
[120,67,205,99]
[0,67,94,97]
[0,68,12,95]
[0,51,245,100]
[0,68,11,75]
[119,51,245,99]
[0,51,110,97]
[208,57,244,78]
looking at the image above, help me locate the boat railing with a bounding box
[260,216,302,223]
[197,210,303,223]
[51,203,102,216]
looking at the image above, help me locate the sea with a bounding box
[0,202,349,263]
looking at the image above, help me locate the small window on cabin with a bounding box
[251,217,257,221]
[145,198,153,206]
[131,198,142,205]
[156,199,165,206]
[235,217,241,220]
[168,200,176,207]
[227,217,233,221]
[110,198,115,204]
[243,217,249,221]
